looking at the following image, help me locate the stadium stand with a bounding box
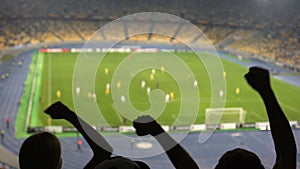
[0,0,299,70]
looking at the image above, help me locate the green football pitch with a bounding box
[17,51,300,133]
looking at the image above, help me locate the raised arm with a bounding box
[133,115,199,169]
[45,102,113,169]
[245,67,296,169]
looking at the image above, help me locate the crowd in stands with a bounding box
[1,0,299,25]
[0,0,299,69]
[227,29,300,68]
[204,26,234,44]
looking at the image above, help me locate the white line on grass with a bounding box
[25,53,40,129]
[48,53,51,106]
[281,103,300,115]
[48,53,52,126]
[249,111,265,121]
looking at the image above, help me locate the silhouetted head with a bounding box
[19,132,62,169]
[94,156,150,169]
[215,148,264,169]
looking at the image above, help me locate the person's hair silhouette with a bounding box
[215,148,264,169]
[19,132,62,169]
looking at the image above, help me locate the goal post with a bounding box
[205,107,246,125]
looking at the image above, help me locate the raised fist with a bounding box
[244,67,271,93]
[133,115,164,136]
[44,101,75,120]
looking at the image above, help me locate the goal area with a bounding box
[205,107,246,125]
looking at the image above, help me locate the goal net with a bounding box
[205,107,246,125]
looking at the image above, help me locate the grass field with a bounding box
[19,51,300,129]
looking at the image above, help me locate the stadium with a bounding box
[0,0,300,168]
